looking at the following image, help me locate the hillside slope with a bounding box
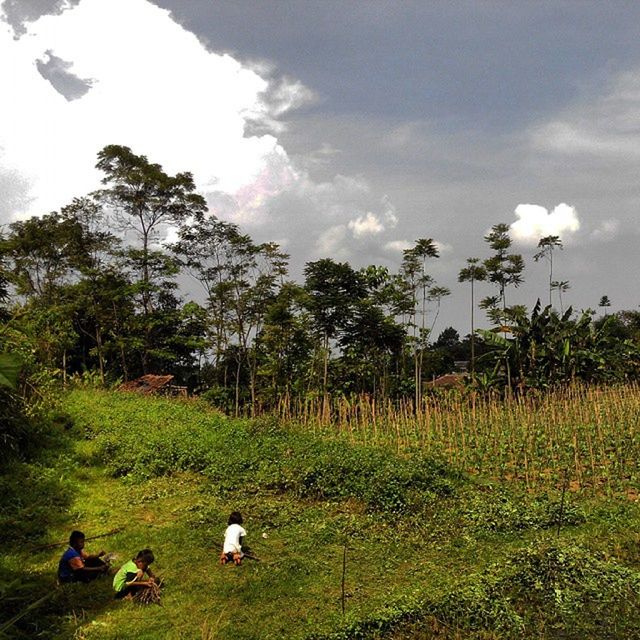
[2,390,639,639]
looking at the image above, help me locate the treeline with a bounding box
[1,145,639,413]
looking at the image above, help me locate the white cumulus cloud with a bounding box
[0,0,406,269]
[384,240,412,253]
[0,0,308,222]
[348,211,385,237]
[510,203,580,245]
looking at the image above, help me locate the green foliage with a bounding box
[461,489,586,533]
[477,300,640,390]
[0,352,20,389]
[498,544,640,636]
[481,223,525,325]
[304,259,367,344]
[287,439,454,513]
[0,351,64,462]
[313,543,640,639]
[0,387,31,459]
[67,390,458,515]
[0,460,73,543]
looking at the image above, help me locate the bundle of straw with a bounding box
[133,579,163,605]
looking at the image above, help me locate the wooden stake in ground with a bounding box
[557,468,569,537]
[341,543,347,617]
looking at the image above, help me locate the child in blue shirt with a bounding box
[57,530,109,584]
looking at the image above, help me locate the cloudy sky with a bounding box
[1,0,639,334]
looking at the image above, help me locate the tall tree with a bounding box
[173,216,288,412]
[482,223,525,326]
[534,235,563,307]
[0,235,11,323]
[0,212,86,301]
[303,259,366,401]
[427,285,451,337]
[96,145,207,372]
[339,299,405,396]
[400,239,439,406]
[599,295,612,316]
[96,145,207,315]
[551,280,570,314]
[172,217,240,374]
[59,197,123,381]
[255,283,313,402]
[0,211,98,377]
[458,257,487,373]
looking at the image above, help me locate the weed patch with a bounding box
[461,489,586,534]
[68,390,459,516]
[312,542,640,639]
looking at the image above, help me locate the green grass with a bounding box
[2,389,640,639]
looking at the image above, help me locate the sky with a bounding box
[1,0,639,336]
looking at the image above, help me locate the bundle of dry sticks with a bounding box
[133,579,163,605]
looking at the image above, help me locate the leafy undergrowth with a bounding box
[316,543,640,640]
[1,389,639,639]
[70,391,458,516]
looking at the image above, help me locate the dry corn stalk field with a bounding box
[275,383,640,495]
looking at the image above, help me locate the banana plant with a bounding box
[476,300,640,390]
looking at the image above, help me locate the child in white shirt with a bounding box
[220,511,247,566]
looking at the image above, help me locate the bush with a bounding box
[462,489,586,533]
[311,542,640,639]
[66,390,458,515]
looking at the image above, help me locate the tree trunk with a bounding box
[112,302,129,381]
[95,325,105,385]
[470,279,475,375]
[234,355,242,417]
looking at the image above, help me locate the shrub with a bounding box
[67,390,458,515]
[462,489,586,533]
[310,543,640,639]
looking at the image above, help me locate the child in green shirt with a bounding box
[113,549,156,600]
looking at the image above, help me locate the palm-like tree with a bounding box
[458,258,487,373]
[401,239,439,407]
[599,295,612,316]
[482,223,525,325]
[534,235,563,307]
[551,280,570,313]
[427,285,451,336]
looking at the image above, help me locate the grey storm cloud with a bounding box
[2,0,639,334]
[36,49,94,100]
[1,0,80,36]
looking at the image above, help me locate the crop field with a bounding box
[280,383,640,495]
[2,387,640,639]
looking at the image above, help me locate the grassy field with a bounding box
[2,389,640,639]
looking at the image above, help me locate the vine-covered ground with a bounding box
[2,390,640,639]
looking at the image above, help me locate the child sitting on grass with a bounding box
[57,530,109,584]
[113,549,156,600]
[220,511,247,566]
